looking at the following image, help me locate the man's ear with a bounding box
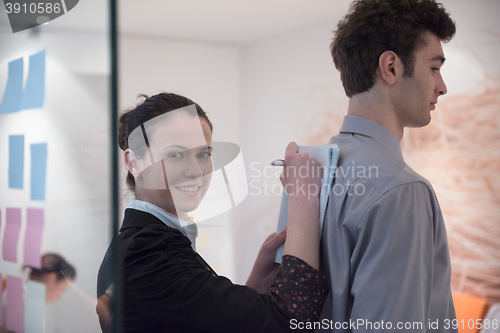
[124,149,141,177]
[378,50,400,86]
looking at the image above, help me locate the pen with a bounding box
[270,159,284,166]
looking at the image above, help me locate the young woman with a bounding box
[97,92,327,333]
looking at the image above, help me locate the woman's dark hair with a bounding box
[24,253,76,282]
[118,92,213,192]
[331,0,456,97]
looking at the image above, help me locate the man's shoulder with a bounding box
[325,133,439,229]
[328,133,431,194]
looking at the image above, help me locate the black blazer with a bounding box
[97,208,326,333]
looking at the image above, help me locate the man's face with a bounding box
[394,31,448,128]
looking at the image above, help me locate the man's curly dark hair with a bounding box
[331,0,456,97]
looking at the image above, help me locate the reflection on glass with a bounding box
[23,253,76,304]
[0,1,112,332]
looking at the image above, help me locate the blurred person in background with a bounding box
[1,253,76,333]
[24,253,76,304]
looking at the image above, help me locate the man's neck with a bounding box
[347,91,404,142]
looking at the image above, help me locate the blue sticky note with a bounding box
[0,57,24,114]
[8,135,24,189]
[31,143,47,201]
[20,50,46,110]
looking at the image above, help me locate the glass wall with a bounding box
[0,1,115,332]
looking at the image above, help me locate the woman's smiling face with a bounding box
[130,109,213,217]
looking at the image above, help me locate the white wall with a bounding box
[119,34,241,144]
[234,19,349,282]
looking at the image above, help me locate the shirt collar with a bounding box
[339,115,404,160]
[128,198,198,251]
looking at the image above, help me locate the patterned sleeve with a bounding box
[269,255,328,322]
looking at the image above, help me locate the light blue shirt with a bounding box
[128,199,198,250]
[318,116,457,332]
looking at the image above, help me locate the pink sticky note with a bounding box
[3,208,22,263]
[24,208,44,269]
[6,275,24,333]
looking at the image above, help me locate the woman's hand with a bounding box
[245,228,287,294]
[280,142,323,204]
[96,293,112,333]
[281,142,323,270]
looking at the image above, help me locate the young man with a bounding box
[318,1,457,332]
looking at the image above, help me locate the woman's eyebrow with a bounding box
[165,145,187,150]
[162,145,212,151]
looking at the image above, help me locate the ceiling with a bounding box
[118,0,352,43]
